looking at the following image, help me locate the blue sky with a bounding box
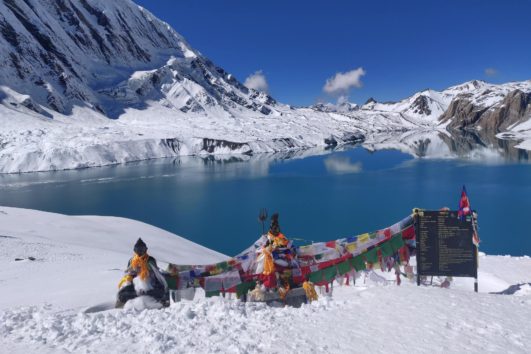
[136,0,530,106]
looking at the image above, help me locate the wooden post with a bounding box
[474,246,479,293]
[414,210,421,287]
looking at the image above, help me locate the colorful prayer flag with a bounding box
[346,242,357,253]
[350,255,366,271]
[309,270,323,283]
[390,234,405,252]
[358,233,370,244]
[364,247,378,264]
[205,290,221,298]
[337,261,351,275]
[458,185,480,246]
[323,266,337,281]
[380,241,394,257]
[458,185,471,220]
[236,282,256,297]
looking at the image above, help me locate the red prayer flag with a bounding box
[458,186,480,246]
[325,240,336,248]
[458,185,471,219]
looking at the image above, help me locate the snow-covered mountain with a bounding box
[311,100,358,114]
[0,0,530,173]
[332,80,531,132]
[0,0,277,117]
[320,79,531,154]
[0,0,370,173]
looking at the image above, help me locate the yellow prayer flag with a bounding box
[358,233,370,243]
[346,242,357,253]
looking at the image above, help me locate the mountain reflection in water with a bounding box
[0,130,530,257]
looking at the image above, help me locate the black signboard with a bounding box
[415,210,477,278]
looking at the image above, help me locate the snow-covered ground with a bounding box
[0,206,227,309]
[0,206,530,353]
[0,94,367,173]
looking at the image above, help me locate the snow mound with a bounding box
[124,295,164,311]
[1,285,530,354]
[0,206,227,309]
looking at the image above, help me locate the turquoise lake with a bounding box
[1,144,530,257]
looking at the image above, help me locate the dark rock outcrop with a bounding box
[202,138,252,155]
[439,96,489,129]
[324,132,365,148]
[411,95,432,115]
[364,97,377,105]
[479,90,531,132]
[440,89,531,133]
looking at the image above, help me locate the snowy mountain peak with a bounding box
[310,102,337,113]
[364,97,377,104]
[337,101,359,113]
[0,0,275,117]
[444,79,488,94]
[311,100,358,113]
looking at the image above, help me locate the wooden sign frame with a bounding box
[414,209,478,292]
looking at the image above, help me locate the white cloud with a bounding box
[324,156,362,174]
[323,67,366,94]
[244,70,269,93]
[484,68,497,77]
[336,95,349,105]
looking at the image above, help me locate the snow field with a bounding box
[0,207,530,353]
[1,283,530,353]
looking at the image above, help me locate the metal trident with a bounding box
[258,208,268,235]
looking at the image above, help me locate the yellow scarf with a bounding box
[131,253,150,280]
[118,274,133,289]
[303,281,318,302]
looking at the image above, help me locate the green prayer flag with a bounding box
[337,261,351,275]
[380,241,394,257]
[164,275,178,290]
[323,266,337,281]
[217,262,228,271]
[206,290,221,298]
[236,281,256,297]
[350,255,366,271]
[390,235,405,252]
[364,247,378,264]
[309,270,323,283]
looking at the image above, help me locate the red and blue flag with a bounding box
[458,185,471,219]
[458,186,480,246]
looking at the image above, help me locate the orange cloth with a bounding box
[262,247,275,275]
[130,253,150,280]
[268,232,288,248]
